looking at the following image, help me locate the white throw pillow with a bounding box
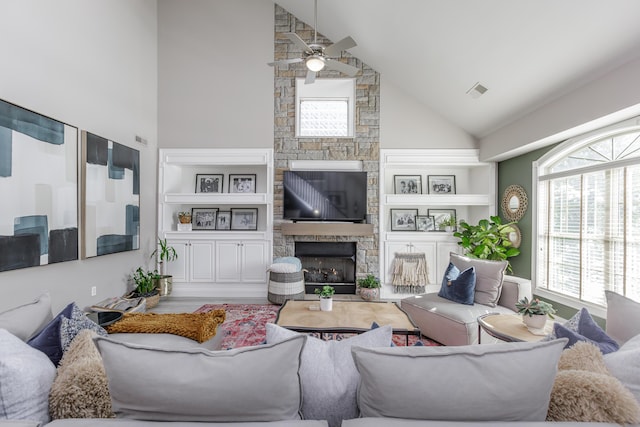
[0,329,56,424]
[604,333,640,404]
[93,334,306,422]
[266,322,393,427]
[0,293,52,341]
[605,291,640,345]
[351,338,568,422]
[450,252,507,307]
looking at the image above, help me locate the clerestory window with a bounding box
[295,78,355,138]
[534,118,640,312]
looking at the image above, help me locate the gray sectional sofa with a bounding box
[1,289,639,427]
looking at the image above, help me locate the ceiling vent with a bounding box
[466,82,488,99]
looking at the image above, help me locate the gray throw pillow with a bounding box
[351,338,568,421]
[450,252,507,307]
[604,333,640,404]
[605,291,640,345]
[0,293,52,341]
[0,329,56,424]
[93,334,306,422]
[266,323,392,427]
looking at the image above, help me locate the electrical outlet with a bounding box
[91,286,97,296]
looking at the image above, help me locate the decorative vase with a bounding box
[360,287,379,301]
[523,313,547,330]
[153,275,173,297]
[320,297,333,312]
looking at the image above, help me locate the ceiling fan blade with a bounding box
[324,36,357,57]
[267,58,303,67]
[324,59,359,77]
[305,70,316,85]
[285,32,313,54]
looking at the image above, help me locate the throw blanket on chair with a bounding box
[392,252,428,294]
[105,310,225,343]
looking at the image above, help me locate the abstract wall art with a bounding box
[0,99,79,272]
[81,131,140,258]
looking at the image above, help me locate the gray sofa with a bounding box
[1,291,639,427]
[401,275,532,345]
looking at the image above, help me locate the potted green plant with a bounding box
[131,267,160,309]
[453,216,520,272]
[357,274,381,301]
[315,285,335,311]
[440,215,458,232]
[151,238,178,296]
[515,296,556,329]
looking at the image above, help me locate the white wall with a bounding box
[0,0,158,313]
[480,57,640,162]
[157,0,274,149]
[380,80,476,149]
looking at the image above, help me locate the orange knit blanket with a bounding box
[105,310,225,343]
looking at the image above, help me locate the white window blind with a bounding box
[536,124,640,307]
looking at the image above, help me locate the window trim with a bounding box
[532,116,640,317]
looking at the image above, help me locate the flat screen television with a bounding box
[283,170,367,222]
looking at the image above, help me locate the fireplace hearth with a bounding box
[295,242,357,294]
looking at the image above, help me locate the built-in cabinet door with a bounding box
[215,242,242,282]
[165,239,189,282]
[240,241,269,283]
[190,241,215,282]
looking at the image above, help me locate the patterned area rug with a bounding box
[195,303,439,349]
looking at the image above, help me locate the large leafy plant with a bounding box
[453,216,520,272]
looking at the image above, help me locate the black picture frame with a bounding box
[393,175,422,194]
[427,175,456,194]
[216,211,231,230]
[416,215,435,231]
[195,174,223,193]
[231,208,258,230]
[229,174,257,193]
[390,209,418,231]
[191,208,218,230]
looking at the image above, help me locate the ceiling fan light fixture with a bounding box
[306,55,325,72]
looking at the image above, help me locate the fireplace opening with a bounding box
[295,242,357,294]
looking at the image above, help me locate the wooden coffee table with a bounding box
[477,313,554,343]
[275,300,421,345]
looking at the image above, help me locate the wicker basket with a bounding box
[144,293,160,310]
[268,270,305,305]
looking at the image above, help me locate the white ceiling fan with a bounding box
[268,0,359,84]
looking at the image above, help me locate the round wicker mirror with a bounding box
[501,184,528,221]
[506,223,522,248]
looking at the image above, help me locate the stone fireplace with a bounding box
[272,5,380,286]
[295,242,357,294]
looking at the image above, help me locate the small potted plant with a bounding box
[315,285,335,312]
[515,296,556,329]
[441,216,458,232]
[130,267,160,309]
[151,238,178,296]
[357,274,381,301]
[178,211,192,224]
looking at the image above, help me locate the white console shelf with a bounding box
[158,148,273,298]
[379,148,497,299]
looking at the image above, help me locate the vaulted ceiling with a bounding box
[275,0,640,139]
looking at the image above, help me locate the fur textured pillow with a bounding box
[49,329,113,419]
[547,341,640,424]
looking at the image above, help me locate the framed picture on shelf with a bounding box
[231,208,258,230]
[195,174,223,193]
[216,211,231,230]
[428,209,457,230]
[229,174,256,193]
[393,175,422,194]
[191,208,218,230]
[390,209,418,231]
[428,175,456,194]
[416,215,435,232]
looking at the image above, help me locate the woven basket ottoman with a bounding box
[268,263,305,305]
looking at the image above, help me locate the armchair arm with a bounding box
[498,275,532,312]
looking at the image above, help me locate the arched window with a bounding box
[534,118,640,311]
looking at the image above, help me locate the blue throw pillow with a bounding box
[437,263,476,305]
[553,308,619,354]
[28,302,107,365]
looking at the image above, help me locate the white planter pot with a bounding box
[320,297,333,312]
[523,314,547,330]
